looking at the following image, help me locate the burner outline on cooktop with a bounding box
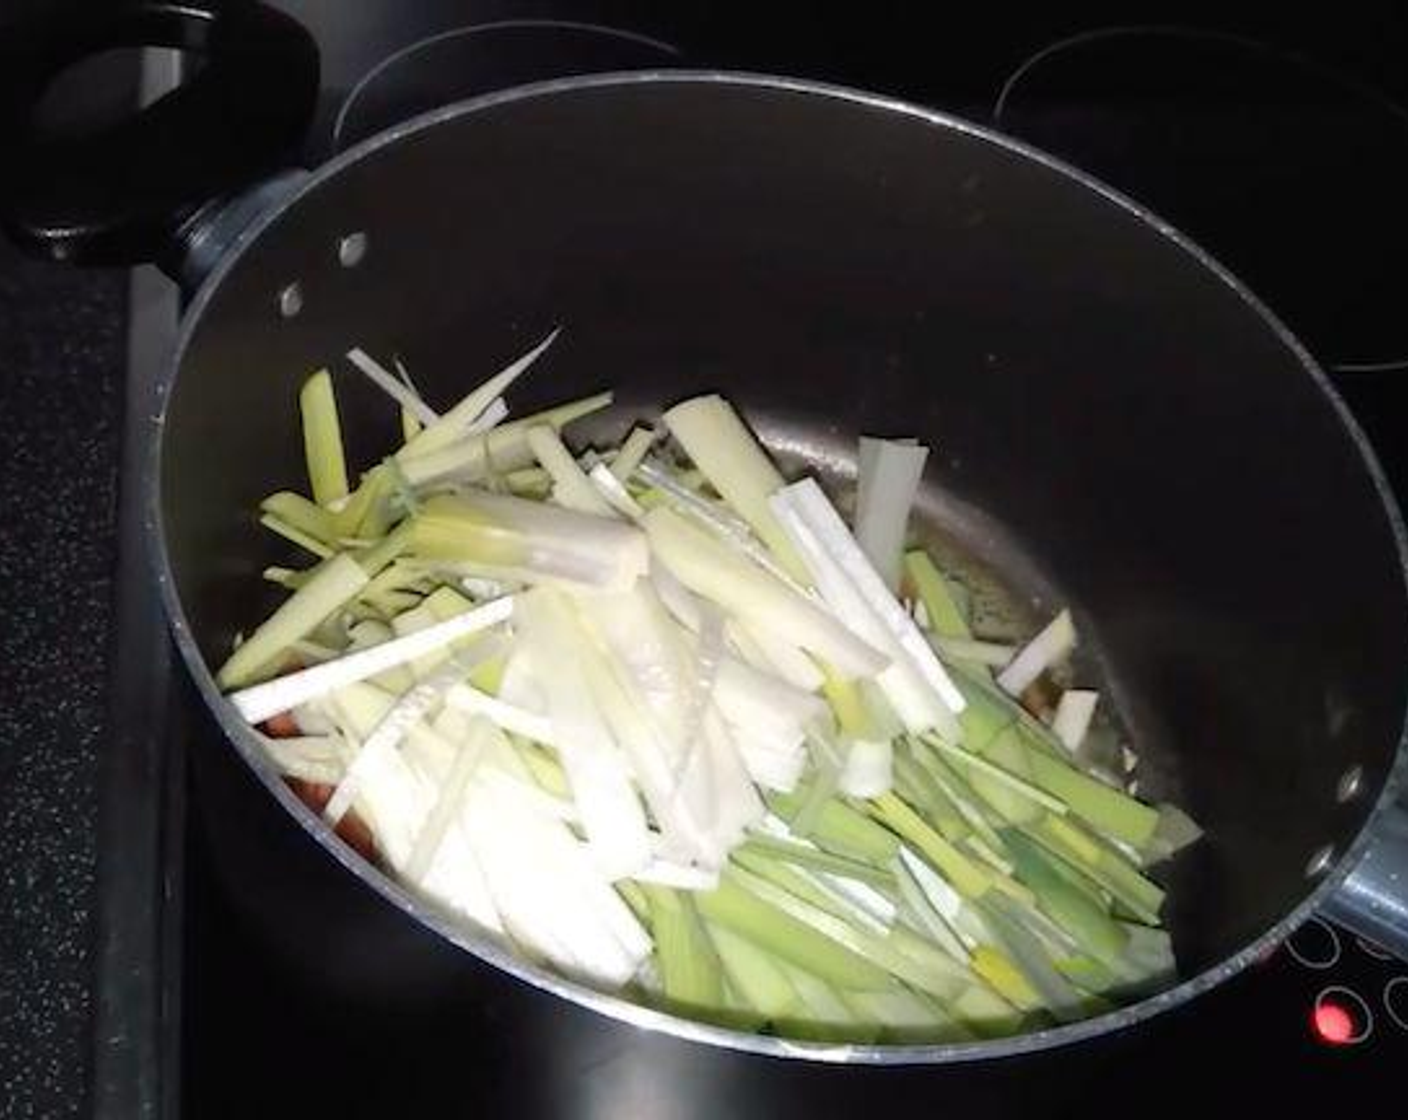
[332,18,681,150]
[991,23,1408,376]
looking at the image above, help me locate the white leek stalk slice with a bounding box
[636,459,803,592]
[412,490,648,592]
[218,553,370,689]
[770,479,964,734]
[467,396,509,434]
[227,596,513,723]
[839,738,894,799]
[714,657,825,741]
[1051,688,1099,752]
[643,507,886,680]
[515,589,653,879]
[634,860,721,891]
[258,732,351,785]
[398,328,558,459]
[445,683,559,747]
[730,727,807,792]
[526,425,615,516]
[458,772,650,986]
[609,425,656,482]
[733,620,824,691]
[662,395,810,583]
[299,369,349,506]
[397,392,612,487]
[346,348,439,425]
[403,714,492,883]
[587,464,644,518]
[854,436,929,593]
[323,638,502,824]
[996,609,1076,696]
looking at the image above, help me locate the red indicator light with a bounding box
[1313,1002,1355,1045]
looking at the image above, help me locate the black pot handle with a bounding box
[0,0,318,268]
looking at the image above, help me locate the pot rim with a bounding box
[145,69,1408,1065]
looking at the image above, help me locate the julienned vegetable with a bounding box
[219,331,1200,1044]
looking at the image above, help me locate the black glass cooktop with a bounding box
[147,6,1408,1117]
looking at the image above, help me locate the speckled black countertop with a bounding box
[0,236,125,1119]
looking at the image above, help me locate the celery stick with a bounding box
[1054,955,1119,994]
[962,835,1015,876]
[610,425,657,483]
[1115,922,1175,985]
[1026,816,1165,923]
[350,521,411,580]
[980,893,1086,1019]
[772,962,882,1043]
[366,589,420,617]
[952,983,1024,1036]
[868,792,993,900]
[951,662,1065,758]
[526,424,615,516]
[708,922,801,1021]
[642,885,726,1015]
[893,753,969,843]
[767,788,901,865]
[300,370,349,506]
[262,566,307,590]
[1141,802,1204,864]
[970,945,1042,1012]
[503,466,552,499]
[1023,748,1159,848]
[954,688,1015,756]
[663,394,811,584]
[260,513,334,559]
[924,730,1066,817]
[909,749,1007,854]
[400,328,559,458]
[644,507,886,679]
[847,988,962,1043]
[398,392,612,487]
[792,727,844,837]
[884,925,973,1001]
[413,491,648,592]
[1003,830,1127,966]
[736,835,895,889]
[358,560,426,606]
[726,865,973,1003]
[731,850,864,927]
[894,858,970,960]
[903,550,972,640]
[694,876,892,991]
[332,464,390,539]
[218,553,369,689]
[261,492,340,544]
